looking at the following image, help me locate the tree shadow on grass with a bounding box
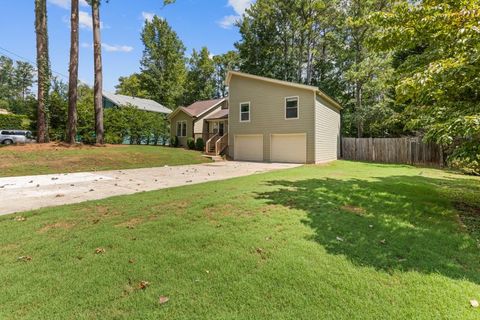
[255,175,480,284]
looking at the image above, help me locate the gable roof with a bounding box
[103,92,172,114]
[226,71,342,110]
[168,98,226,119]
[204,108,229,120]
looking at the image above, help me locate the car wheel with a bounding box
[3,139,13,145]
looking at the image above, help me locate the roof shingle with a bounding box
[183,98,225,117]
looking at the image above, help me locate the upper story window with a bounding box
[176,121,187,137]
[240,102,250,122]
[285,97,299,119]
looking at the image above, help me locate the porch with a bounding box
[202,110,229,156]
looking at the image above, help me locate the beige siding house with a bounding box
[169,72,341,164]
[168,98,227,147]
[226,71,341,164]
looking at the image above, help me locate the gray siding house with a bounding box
[226,71,341,164]
[169,71,341,164]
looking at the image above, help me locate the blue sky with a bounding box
[0,0,253,91]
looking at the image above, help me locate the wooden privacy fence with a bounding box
[341,137,443,166]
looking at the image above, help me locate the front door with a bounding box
[219,122,225,136]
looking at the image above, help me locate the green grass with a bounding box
[1,161,479,319]
[0,145,210,177]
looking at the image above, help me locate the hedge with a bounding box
[0,114,28,130]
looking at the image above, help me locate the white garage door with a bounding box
[271,133,307,163]
[234,135,264,162]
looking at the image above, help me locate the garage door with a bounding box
[271,133,307,163]
[234,135,264,162]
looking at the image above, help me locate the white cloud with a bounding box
[141,11,155,22]
[48,0,89,9]
[227,0,254,15]
[218,0,254,29]
[218,15,240,29]
[102,43,134,53]
[79,10,104,29]
[81,42,134,53]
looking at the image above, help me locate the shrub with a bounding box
[171,136,179,147]
[448,142,480,175]
[0,114,27,130]
[81,132,97,145]
[195,138,205,151]
[187,137,195,150]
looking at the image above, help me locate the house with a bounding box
[169,71,341,164]
[167,98,227,147]
[102,92,172,115]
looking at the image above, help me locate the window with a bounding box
[176,121,187,137]
[285,97,299,119]
[240,102,250,122]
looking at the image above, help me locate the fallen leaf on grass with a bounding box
[17,256,32,262]
[336,236,344,242]
[128,259,135,264]
[95,248,106,254]
[159,296,169,304]
[14,216,27,222]
[138,281,150,290]
[471,299,479,308]
[380,239,387,245]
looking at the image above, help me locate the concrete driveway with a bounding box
[0,161,300,216]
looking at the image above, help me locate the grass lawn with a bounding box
[0,143,210,177]
[1,161,479,319]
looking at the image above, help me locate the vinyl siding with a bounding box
[170,111,193,147]
[314,94,341,163]
[228,75,316,163]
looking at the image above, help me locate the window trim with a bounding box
[176,120,187,137]
[239,101,251,123]
[285,96,300,120]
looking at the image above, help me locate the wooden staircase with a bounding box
[205,133,228,158]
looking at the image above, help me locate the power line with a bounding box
[0,45,91,86]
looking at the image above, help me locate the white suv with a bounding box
[0,130,34,145]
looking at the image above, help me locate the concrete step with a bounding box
[202,154,224,162]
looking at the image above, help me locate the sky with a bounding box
[0,0,254,91]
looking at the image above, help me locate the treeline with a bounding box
[116,16,240,108]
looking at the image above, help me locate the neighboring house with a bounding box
[169,71,342,164]
[168,98,227,147]
[102,92,172,115]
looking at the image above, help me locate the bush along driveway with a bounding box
[0,161,479,319]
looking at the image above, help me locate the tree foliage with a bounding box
[373,0,480,173]
[115,73,149,97]
[213,50,240,97]
[140,16,186,109]
[0,56,36,115]
[184,47,216,105]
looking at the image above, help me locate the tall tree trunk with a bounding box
[67,0,79,144]
[355,80,363,138]
[35,0,49,143]
[92,0,104,145]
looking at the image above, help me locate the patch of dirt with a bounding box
[38,221,75,233]
[155,201,190,213]
[115,218,144,229]
[455,202,480,237]
[341,205,366,215]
